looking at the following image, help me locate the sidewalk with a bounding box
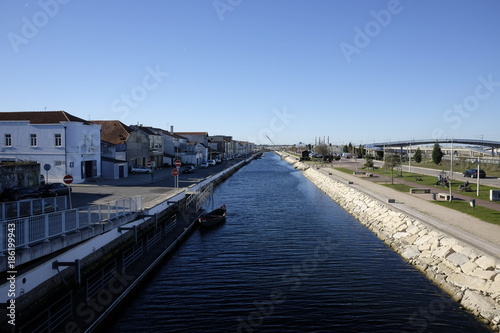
[337,161,500,212]
[316,164,500,261]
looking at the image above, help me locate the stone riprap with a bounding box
[279,153,500,331]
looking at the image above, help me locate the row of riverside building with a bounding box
[0,111,255,187]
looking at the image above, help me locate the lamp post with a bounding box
[477,157,480,197]
[449,138,453,202]
[477,135,483,197]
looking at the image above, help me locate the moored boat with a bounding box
[198,205,226,227]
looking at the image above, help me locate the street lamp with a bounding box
[477,135,483,197]
[449,138,453,202]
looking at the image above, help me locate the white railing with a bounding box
[0,196,142,253]
[0,197,68,220]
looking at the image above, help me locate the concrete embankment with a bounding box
[2,156,257,332]
[278,152,500,331]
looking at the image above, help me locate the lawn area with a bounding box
[382,183,412,192]
[332,166,500,225]
[434,201,500,226]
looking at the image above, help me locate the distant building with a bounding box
[0,111,101,183]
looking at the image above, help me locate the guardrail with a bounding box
[0,196,142,253]
[0,196,68,220]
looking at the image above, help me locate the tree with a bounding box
[414,148,422,163]
[432,143,444,165]
[384,153,401,185]
[358,144,366,158]
[315,144,329,156]
[364,155,374,169]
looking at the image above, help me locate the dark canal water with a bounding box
[105,153,491,332]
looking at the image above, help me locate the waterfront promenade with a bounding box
[316,160,500,260]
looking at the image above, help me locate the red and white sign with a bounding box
[63,174,74,184]
[146,160,153,167]
[174,160,182,168]
[171,169,179,177]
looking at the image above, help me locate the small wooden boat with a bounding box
[198,205,226,227]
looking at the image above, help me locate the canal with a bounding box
[104,153,491,332]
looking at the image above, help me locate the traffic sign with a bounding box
[63,174,74,184]
[171,169,179,177]
[174,160,182,168]
[146,160,153,167]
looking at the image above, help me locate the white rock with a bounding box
[401,246,420,260]
[446,253,470,267]
[460,261,478,275]
[475,256,497,271]
[393,232,408,239]
[432,246,454,259]
[447,273,489,293]
[470,270,497,281]
[415,234,434,246]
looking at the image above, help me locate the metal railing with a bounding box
[0,196,142,253]
[0,196,68,220]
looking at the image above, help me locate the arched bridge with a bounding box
[365,138,500,156]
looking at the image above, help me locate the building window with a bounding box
[5,134,12,146]
[30,134,37,147]
[55,134,62,147]
[54,161,64,166]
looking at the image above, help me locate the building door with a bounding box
[119,165,124,178]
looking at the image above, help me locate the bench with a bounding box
[437,193,452,200]
[410,188,431,194]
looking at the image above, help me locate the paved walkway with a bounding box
[314,163,500,261]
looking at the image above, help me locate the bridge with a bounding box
[365,138,500,156]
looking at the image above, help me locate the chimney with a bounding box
[170,125,174,134]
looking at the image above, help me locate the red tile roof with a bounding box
[91,120,133,145]
[0,111,89,124]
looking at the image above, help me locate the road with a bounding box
[69,158,244,209]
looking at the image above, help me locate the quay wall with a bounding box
[1,155,256,332]
[279,153,500,331]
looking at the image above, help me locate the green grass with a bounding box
[331,165,500,225]
[382,183,412,192]
[434,201,500,226]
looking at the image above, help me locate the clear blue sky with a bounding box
[1,0,499,145]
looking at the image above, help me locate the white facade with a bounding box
[0,120,101,184]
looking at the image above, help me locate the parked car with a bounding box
[463,169,486,178]
[1,187,42,201]
[39,182,71,197]
[131,165,152,174]
[200,163,209,168]
[182,166,195,174]
[207,160,216,166]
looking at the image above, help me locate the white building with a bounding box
[0,111,101,184]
